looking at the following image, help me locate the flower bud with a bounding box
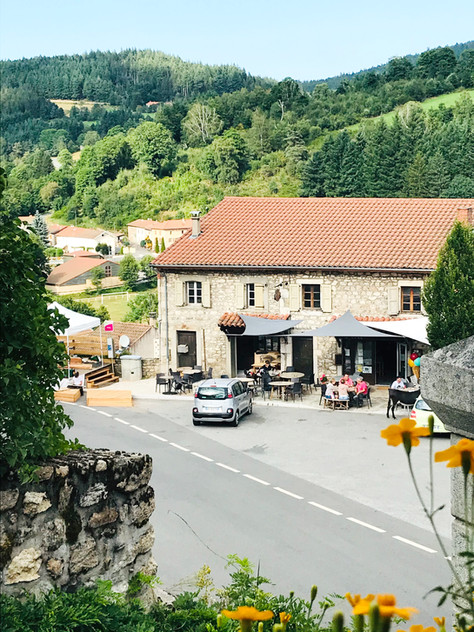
[332,611,344,632]
[310,585,318,603]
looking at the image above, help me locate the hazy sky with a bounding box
[1,0,473,80]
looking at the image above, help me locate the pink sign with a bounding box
[104,320,114,332]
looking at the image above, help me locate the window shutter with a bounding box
[202,281,211,308]
[255,284,265,308]
[235,283,246,309]
[175,281,184,306]
[387,287,399,316]
[289,284,301,312]
[321,284,332,313]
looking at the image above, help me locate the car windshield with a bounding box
[415,398,432,411]
[198,387,228,400]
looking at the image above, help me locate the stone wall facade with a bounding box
[0,449,156,596]
[114,358,160,379]
[156,269,428,378]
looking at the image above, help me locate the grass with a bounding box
[82,292,136,321]
[50,99,118,115]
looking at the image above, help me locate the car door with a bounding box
[232,382,244,415]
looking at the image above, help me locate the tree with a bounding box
[90,266,105,293]
[161,237,166,252]
[32,210,49,246]
[124,291,158,323]
[202,129,248,184]
[140,254,155,280]
[128,122,176,176]
[55,296,110,321]
[95,242,111,255]
[182,103,223,146]
[385,57,413,81]
[423,220,474,349]
[154,238,160,253]
[416,47,457,80]
[0,178,77,478]
[119,254,140,290]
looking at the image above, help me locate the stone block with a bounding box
[133,526,154,557]
[5,548,42,584]
[88,508,119,529]
[95,459,107,472]
[36,465,54,481]
[0,489,19,511]
[79,483,108,508]
[55,465,69,477]
[23,492,51,515]
[70,538,99,574]
[46,557,63,578]
[43,518,66,550]
[128,488,155,527]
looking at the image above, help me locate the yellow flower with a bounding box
[345,593,375,607]
[221,607,274,622]
[435,438,474,476]
[381,418,430,453]
[433,617,445,629]
[409,625,436,632]
[279,612,292,624]
[353,594,418,620]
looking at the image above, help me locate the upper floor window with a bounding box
[104,265,112,278]
[246,283,256,307]
[303,284,321,309]
[187,281,202,304]
[401,286,421,312]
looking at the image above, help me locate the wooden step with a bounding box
[87,390,132,407]
[88,376,120,388]
[55,389,81,403]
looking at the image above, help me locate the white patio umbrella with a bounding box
[48,302,102,370]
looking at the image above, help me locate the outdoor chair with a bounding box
[181,374,194,392]
[318,383,327,405]
[155,373,168,393]
[284,379,302,402]
[221,374,229,379]
[194,365,202,371]
[260,373,272,400]
[285,365,295,372]
[301,373,314,394]
[207,367,213,378]
[359,386,372,408]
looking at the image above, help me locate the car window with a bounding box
[415,399,432,411]
[232,383,242,396]
[198,387,228,400]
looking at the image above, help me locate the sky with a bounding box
[1,0,473,81]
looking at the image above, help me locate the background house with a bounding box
[46,258,121,294]
[54,226,122,254]
[152,197,472,383]
[127,218,192,250]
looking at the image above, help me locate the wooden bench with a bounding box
[324,397,349,410]
[87,390,133,407]
[69,358,94,370]
[54,389,81,403]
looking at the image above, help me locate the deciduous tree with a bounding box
[119,254,140,290]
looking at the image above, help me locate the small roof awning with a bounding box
[292,310,394,338]
[238,314,302,336]
[364,317,429,345]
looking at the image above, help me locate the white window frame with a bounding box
[246,283,256,307]
[187,281,202,305]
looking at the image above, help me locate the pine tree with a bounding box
[300,152,325,197]
[425,151,451,197]
[423,221,474,349]
[405,153,429,197]
[160,237,166,252]
[154,238,159,253]
[32,211,49,246]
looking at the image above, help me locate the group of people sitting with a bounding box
[322,374,369,407]
[245,360,280,380]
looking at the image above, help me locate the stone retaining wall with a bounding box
[114,358,160,380]
[0,449,156,596]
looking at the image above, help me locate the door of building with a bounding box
[397,342,408,379]
[292,337,313,377]
[177,331,197,368]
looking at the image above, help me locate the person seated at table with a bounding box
[325,379,337,400]
[343,374,354,387]
[245,367,259,382]
[259,360,272,376]
[337,378,350,400]
[353,377,368,407]
[67,371,84,396]
[390,376,406,390]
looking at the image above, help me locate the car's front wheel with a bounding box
[247,400,253,415]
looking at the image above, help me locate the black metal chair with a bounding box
[318,383,327,405]
[358,386,372,408]
[286,365,295,372]
[221,374,229,379]
[194,365,202,371]
[284,378,303,402]
[301,373,314,394]
[260,373,272,400]
[207,367,213,378]
[155,373,168,393]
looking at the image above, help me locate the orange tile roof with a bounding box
[87,321,152,347]
[128,218,192,231]
[218,312,290,328]
[47,258,115,285]
[55,226,104,239]
[153,197,471,271]
[48,223,68,234]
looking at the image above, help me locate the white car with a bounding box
[410,396,448,434]
[192,378,253,427]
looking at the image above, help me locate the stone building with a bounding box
[46,258,121,295]
[127,219,192,249]
[152,197,472,383]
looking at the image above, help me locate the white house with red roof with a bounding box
[127,218,192,250]
[152,197,473,383]
[54,225,123,254]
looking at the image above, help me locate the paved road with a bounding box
[64,400,452,624]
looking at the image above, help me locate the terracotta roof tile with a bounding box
[128,218,192,231]
[55,226,104,239]
[218,312,290,327]
[88,321,152,348]
[47,258,115,285]
[152,197,472,271]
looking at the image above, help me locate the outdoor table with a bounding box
[269,380,291,399]
[177,366,192,372]
[162,377,178,395]
[239,377,256,383]
[280,371,304,379]
[182,369,202,375]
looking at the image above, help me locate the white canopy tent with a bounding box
[48,302,103,369]
[364,317,430,345]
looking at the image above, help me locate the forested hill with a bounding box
[0,50,267,107]
[300,40,474,91]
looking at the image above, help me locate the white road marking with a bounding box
[97,411,112,417]
[393,535,437,553]
[130,424,148,433]
[170,442,190,452]
[216,463,240,473]
[274,487,303,500]
[308,501,343,516]
[87,407,96,411]
[79,405,89,409]
[191,452,213,462]
[150,433,168,442]
[114,418,129,425]
[347,517,386,533]
[243,474,270,486]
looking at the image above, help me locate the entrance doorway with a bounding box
[375,340,398,384]
[177,331,197,368]
[292,337,313,377]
